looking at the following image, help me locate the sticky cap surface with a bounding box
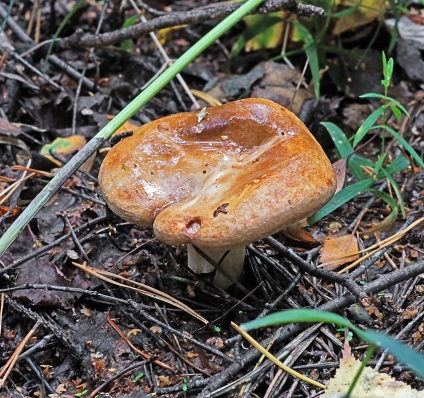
[99,98,336,249]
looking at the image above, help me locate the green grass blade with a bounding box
[367,189,399,232]
[383,154,409,175]
[321,122,353,158]
[353,106,385,148]
[0,0,268,257]
[308,178,375,224]
[347,154,371,181]
[43,0,85,72]
[362,329,424,378]
[378,125,424,168]
[372,154,386,176]
[377,168,405,217]
[242,309,424,379]
[121,14,140,51]
[293,21,320,99]
[360,93,410,117]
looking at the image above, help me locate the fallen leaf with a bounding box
[281,219,316,242]
[333,158,347,194]
[319,234,359,270]
[323,339,424,397]
[81,308,91,317]
[244,12,286,52]
[158,375,172,387]
[332,0,384,35]
[13,257,74,307]
[40,135,87,165]
[186,352,199,358]
[0,117,21,136]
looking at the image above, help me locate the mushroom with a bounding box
[98,98,336,289]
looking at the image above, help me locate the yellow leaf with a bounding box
[41,135,87,166]
[324,341,424,397]
[332,0,384,35]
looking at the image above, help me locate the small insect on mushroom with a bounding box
[98,99,336,289]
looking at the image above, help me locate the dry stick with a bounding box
[0,215,108,275]
[4,296,83,360]
[127,299,235,363]
[106,312,174,371]
[212,324,322,397]
[128,0,200,109]
[58,0,324,49]
[0,3,103,92]
[349,217,416,279]
[87,360,148,398]
[24,357,54,395]
[198,259,424,396]
[0,319,42,388]
[0,35,63,90]
[59,212,92,264]
[71,1,108,135]
[374,308,424,372]
[263,237,368,300]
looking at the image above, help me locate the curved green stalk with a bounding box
[0,0,267,257]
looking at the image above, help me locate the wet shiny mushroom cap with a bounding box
[98,98,336,250]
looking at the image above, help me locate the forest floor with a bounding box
[0,0,423,397]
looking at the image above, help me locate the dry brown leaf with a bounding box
[319,234,359,270]
[324,340,424,397]
[186,352,199,358]
[333,158,347,194]
[158,375,172,387]
[281,219,316,242]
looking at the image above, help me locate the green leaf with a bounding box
[331,2,361,19]
[321,122,353,158]
[230,15,283,61]
[241,309,424,379]
[308,178,375,224]
[372,154,386,176]
[367,189,399,232]
[384,155,409,175]
[378,125,424,168]
[359,93,410,117]
[121,14,140,51]
[292,21,320,99]
[353,106,385,148]
[377,169,406,217]
[347,154,370,181]
[390,104,402,121]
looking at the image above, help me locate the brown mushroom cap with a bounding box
[99,98,336,250]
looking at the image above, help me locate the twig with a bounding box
[127,300,235,363]
[198,259,424,396]
[0,2,104,92]
[57,0,324,49]
[4,296,83,360]
[263,237,368,300]
[0,215,108,275]
[87,361,148,398]
[0,319,42,388]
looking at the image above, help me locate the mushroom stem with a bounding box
[186,244,245,289]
